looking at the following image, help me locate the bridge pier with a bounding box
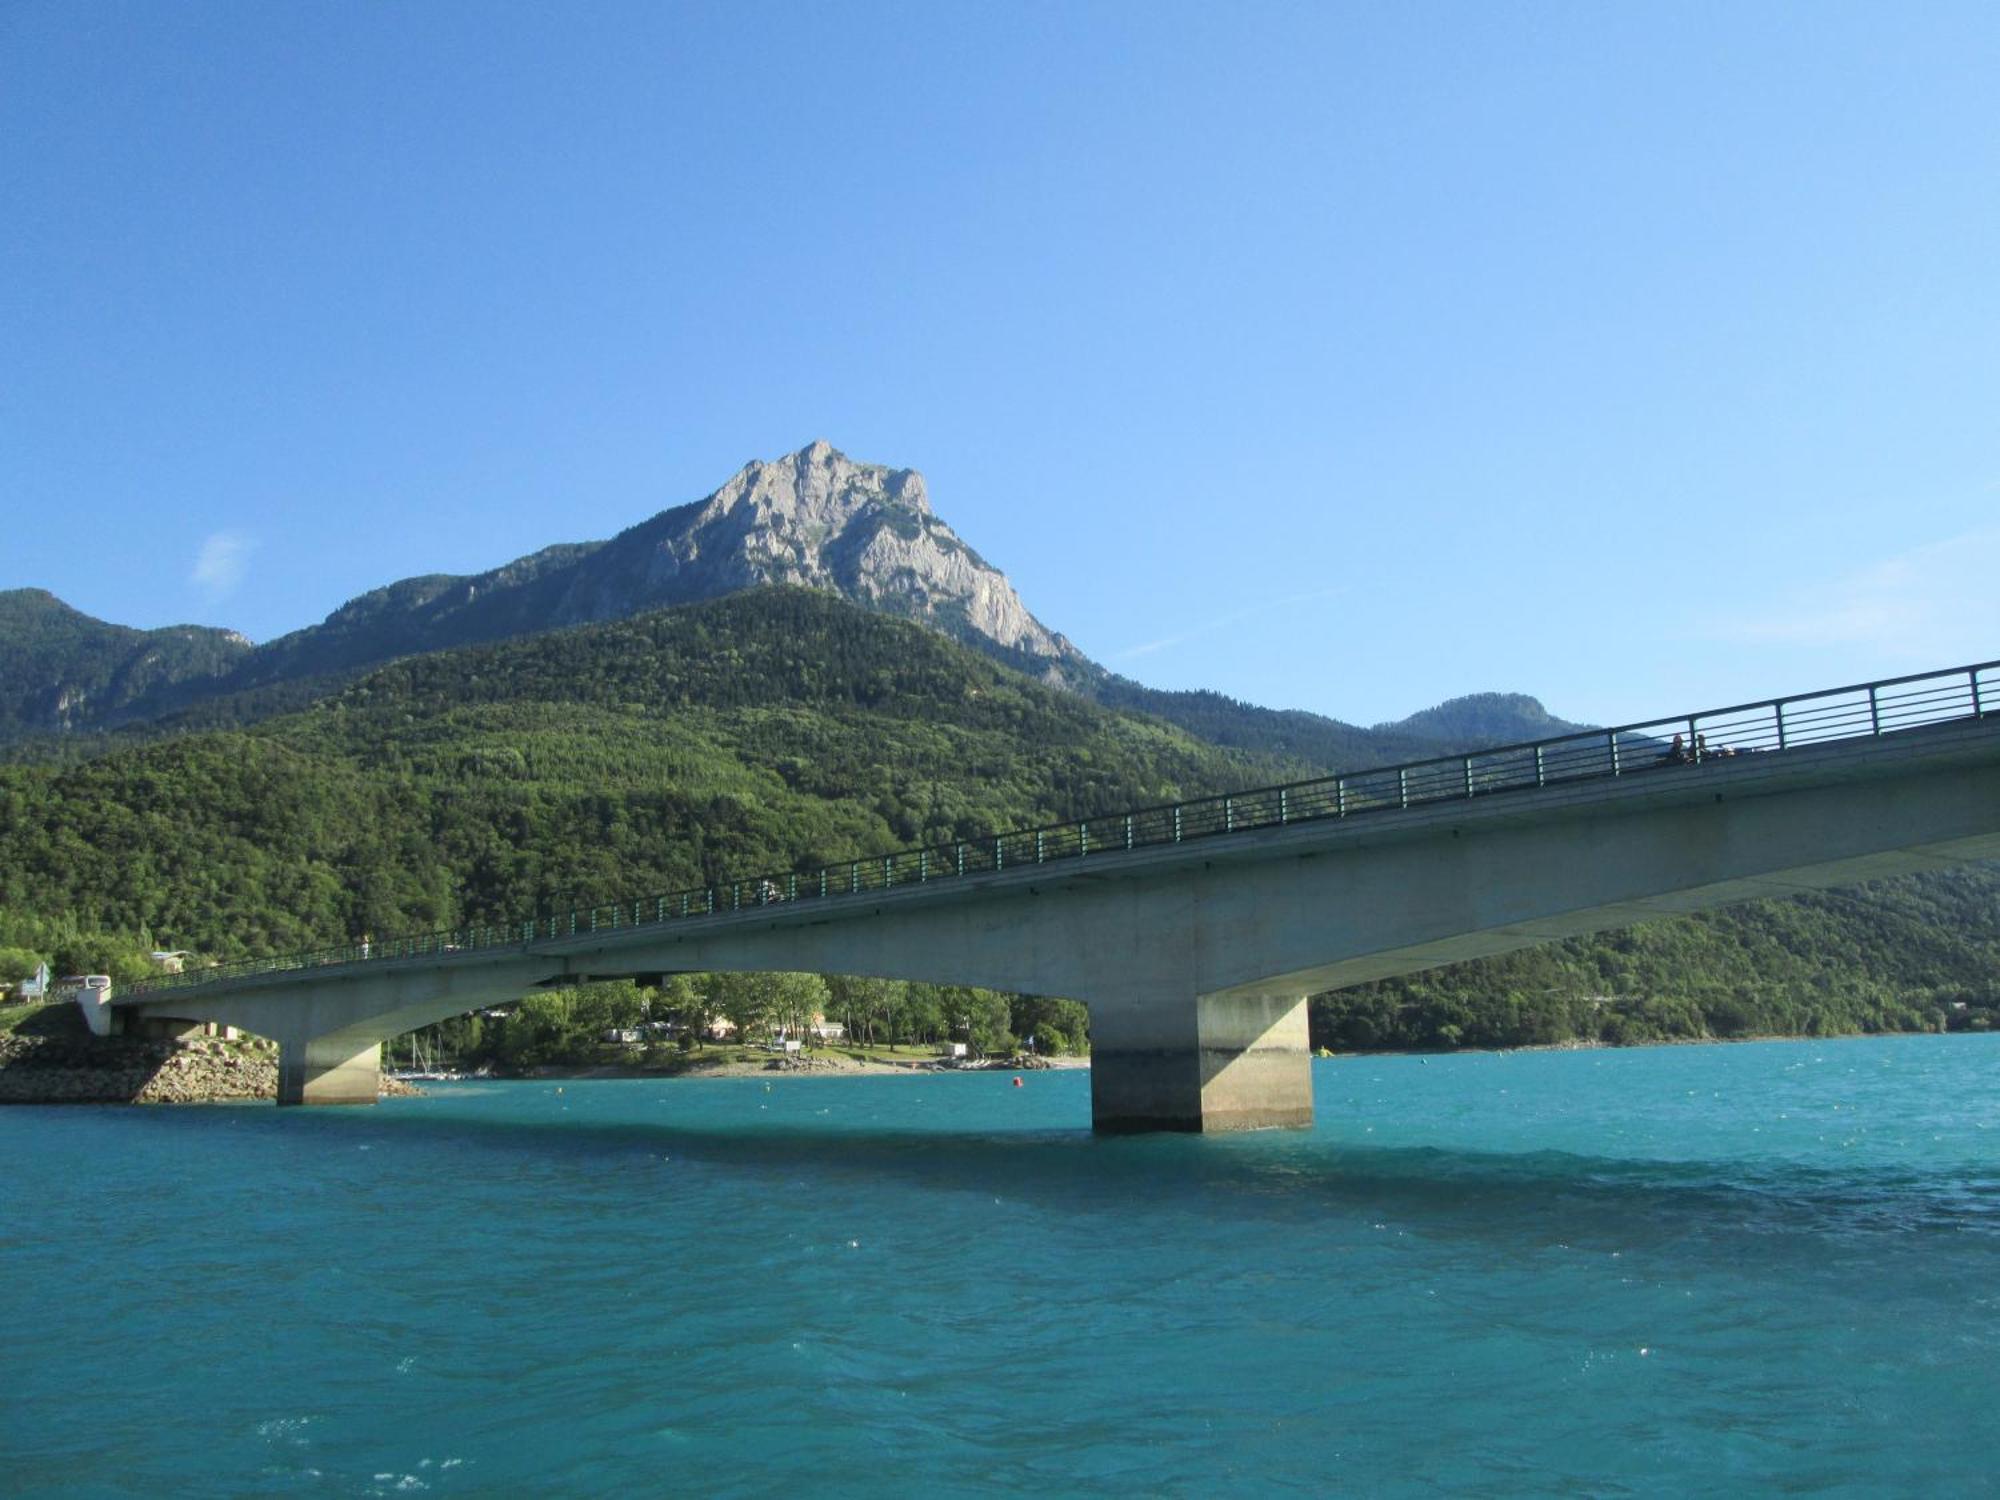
[277,1036,382,1106]
[1090,990,1313,1133]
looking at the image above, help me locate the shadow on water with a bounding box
[113,1086,2000,1256]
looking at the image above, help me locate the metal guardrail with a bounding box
[126,659,1998,997]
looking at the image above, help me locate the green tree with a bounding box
[767,972,831,1045]
[825,974,901,1046]
[0,946,43,984]
[944,986,1014,1056]
[49,941,154,987]
[1011,995,1089,1053]
[493,990,581,1067]
[658,974,714,1047]
[569,979,647,1036]
[896,983,947,1047]
[712,972,776,1045]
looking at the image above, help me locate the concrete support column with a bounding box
[1090,989,1313,1134]
[277,1036,382,1106]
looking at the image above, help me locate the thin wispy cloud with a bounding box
[1116,587,1344,662]
[1700,526,2000,659]
[191,530,256,603]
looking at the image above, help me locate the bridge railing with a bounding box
[125,659,1998,998]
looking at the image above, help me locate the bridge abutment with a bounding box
[1090,990,1312,1133]
[277,1036,382,1106]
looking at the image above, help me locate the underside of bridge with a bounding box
[119,720,2000,1132]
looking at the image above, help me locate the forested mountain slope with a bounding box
[0,590,1297,959]
[1315,874,2000,1050]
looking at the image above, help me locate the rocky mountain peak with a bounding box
[593,443,1079,674]
[705,441,931,528]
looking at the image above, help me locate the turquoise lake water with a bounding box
[6,1035,2000,1496]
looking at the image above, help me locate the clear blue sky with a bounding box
[6,1,1996,727]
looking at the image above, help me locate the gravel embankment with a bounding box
[0,1033,418,1104]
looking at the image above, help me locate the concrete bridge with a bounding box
[117,661,2000,1132]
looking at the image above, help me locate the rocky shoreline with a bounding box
[0,1033,419,1105]
[0,1021,1081,1102]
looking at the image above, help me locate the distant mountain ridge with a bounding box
[0,442,1581,764]
[0,589,253,740]
[1376,692,1581,746]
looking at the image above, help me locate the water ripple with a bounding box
[6,1036,2000,1495]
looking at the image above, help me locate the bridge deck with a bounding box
[122,658,1999,1006]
